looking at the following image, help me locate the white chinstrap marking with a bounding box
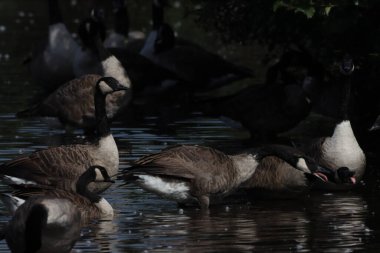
[296,158,310,173]
[95,198,114,219]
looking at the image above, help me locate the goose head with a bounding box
[77,17,106,53]
[96,76,129,95]
[76,165,115,203]
[339,54,355,76]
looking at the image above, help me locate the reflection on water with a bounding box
[0,0,379,252]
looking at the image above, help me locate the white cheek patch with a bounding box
[296,158,310,173]
[94,168,104,182]
[98,81,114,94]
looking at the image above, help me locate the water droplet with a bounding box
[0,26,6,32]
[18,11,25,17]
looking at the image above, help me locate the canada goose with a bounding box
[122,144,345,209]
[299,56,366,186]
[3,77,126,193]
[204,82,312,140]
[27,0,80,91]
[1,165,115,224]
[240,144,356,198]
[103,0,145,50]
[0,196,81,253]
[73,16,132,110]
[139,0,253,90]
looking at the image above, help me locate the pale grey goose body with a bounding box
[1,165,114,223]
[139,0,253,90]
[27,0,80,91]
[122,145,347,209]
[299,56,366,189]
[2,77,126,193]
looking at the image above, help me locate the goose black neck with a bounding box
[94,38,112,62]
[152,0,164,29]
[255,145,299,168]
[25,204,47,253]
[76,170,102,203]
[48,0,63,25]
[338,76,351,122]
[94,85,110,138]
[113,0,129,36]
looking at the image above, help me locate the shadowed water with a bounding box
[0,1,379,252]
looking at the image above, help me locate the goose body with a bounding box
[28,0,79,90]
[205,83,311,139]
[0,196,81,253]
[3,77,126,193]
[139,0,252,89]
[301,56,366,185]
[123,145,345,208]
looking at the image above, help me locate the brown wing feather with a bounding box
[42,74,101,125]
[0,145,93,189]
[131,145,234,182]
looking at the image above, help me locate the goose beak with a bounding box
[350,176,357,185]
[312,172,329,182]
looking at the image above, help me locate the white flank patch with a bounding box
[137,175,191,202]
[323,120,365,176]
[1,194,25,215]
[2,175,37,186]
[95,198,114,219]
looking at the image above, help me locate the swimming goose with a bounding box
[0,196,81,253]
[27,0,80,91]
[139,0,253,90]
[299,56,366,186]
[122,144,343,209]
[3,77,126,193]
[1,165,115,224]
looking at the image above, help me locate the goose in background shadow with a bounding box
[18,17,133,131]
[298,55,366,189]
[121,144,349,209]
[198,49,320,140]
[139,0,253,90]
[0,196,81,253]
[103,0,145,50]
[5,77,126,193]
[26,0,80,92]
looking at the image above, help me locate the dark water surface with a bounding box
[0,1,380,252]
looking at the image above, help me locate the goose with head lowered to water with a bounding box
[2,77,126,193]
[122,144,351,209]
